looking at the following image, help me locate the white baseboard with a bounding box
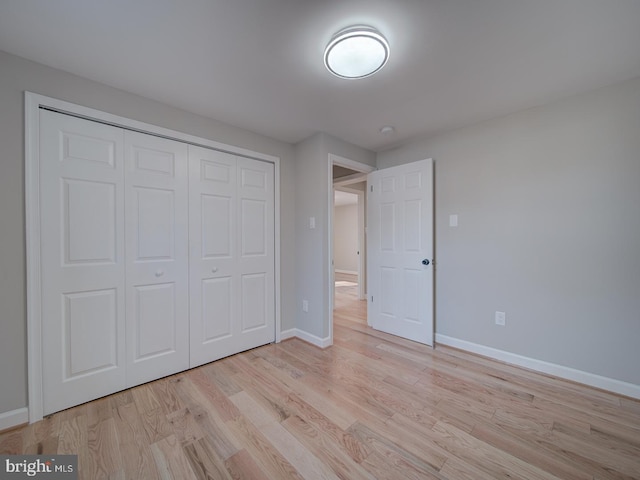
[0,407,29,432]
[436,334,640,400]
[279,328,297,341]
[280,328,332,348]
[335,269,358,276]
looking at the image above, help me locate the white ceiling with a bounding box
[1,0,639,151]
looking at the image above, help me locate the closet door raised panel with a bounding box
[189,147,238,365]
[125,131,189,386]
[40,110,126,415]
[189,147,275,366]
[237,158,275,349]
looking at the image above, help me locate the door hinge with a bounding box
[370,185,373,192]
[370,295,373,302]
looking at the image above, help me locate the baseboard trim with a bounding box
[281,329,331,348]
[279,329,297,341]
[435,334,640,400]
[335,269,358,276]
[0,407,29,432]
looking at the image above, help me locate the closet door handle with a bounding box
[212,267,219,273]
[155,269,164,277]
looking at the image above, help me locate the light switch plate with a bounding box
[449,214,458,227]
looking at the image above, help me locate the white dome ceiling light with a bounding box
[324,26,389,79]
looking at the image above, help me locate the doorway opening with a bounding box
[333,189,366,325]
[328,155,374,343]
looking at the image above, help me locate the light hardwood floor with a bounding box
[2,285,640,479]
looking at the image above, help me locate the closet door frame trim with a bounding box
[25,92,282,423]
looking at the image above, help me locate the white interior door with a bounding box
[367,159,434,345]
[124,131,190,385]
[40,110,127,414]
[189,146,275,366]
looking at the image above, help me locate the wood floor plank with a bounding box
[382,412,454,470]
[439,456,504,480]
[282,414,375,480]
[361,451,446,480]
[534,394,640,438]
[349,421,446,479]
[227,358,293,423]
[21,414,59,453]
[284,392,370,463]
[136,406,174,445]
[183,437,233,480]
[229,390,281,430]
[87,396,113,427]
[23,433,58,455]
[4,282,640,479]
[0,430,23,454]
[224,449,272,480]
[150,434,198,480]
[172,377,242,461]
[166,407,205,445]
[202,361,244,397]
[621,398,640,415]
[131,384,163,413]
[225,415,304,480]
[243,350,359,431]
[188,368,241,422]
[549,421,640,478]
[113,402,159,480]
[470,421,593,479]
[57,414,90,478]
[429,420,564,480]
[87,418,123,479]
[261,422,341,480]
[230,388,340,480]
[108,389,134,410]
[150,376,186,415]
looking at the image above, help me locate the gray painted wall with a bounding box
[0,51,296,415]
[294,133,375,339]
[334,204,359,273]
[378,76,640,386]
[294,134,327,338]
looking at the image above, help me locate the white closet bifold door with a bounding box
[40,110,127,415]
[124,131,190,386]
[37,108,276,416]
[189,146,275,367]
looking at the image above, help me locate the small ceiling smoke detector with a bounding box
[324,26,390,79]
[379,125,396,135]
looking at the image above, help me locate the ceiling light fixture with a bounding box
[324,25,389,79]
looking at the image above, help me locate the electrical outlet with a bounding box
[302,300,309,312]
[495,311,506,326]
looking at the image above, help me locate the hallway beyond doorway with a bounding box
[334,272,366,325]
